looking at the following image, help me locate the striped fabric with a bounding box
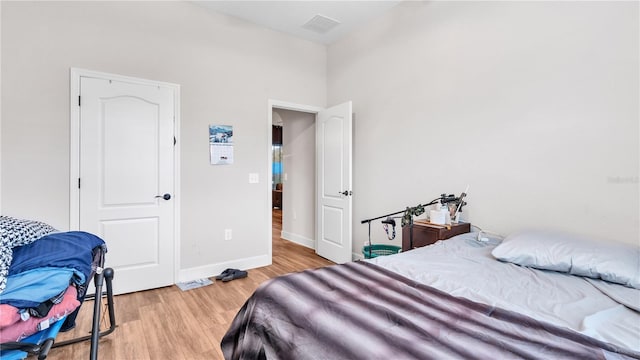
[222,261,639,360]
[0,216,57,294]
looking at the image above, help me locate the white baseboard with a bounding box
[280,231,364,261]
[281,231,315,249]
[178,248,364,284]
[178,254,271,283]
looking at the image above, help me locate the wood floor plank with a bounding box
[45,210,333,360]
[138,302,183,359]
[113,320,151,360]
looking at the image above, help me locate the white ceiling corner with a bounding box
[192,1,402,45]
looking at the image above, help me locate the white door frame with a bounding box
[69,68,181,283]
[267,100,323,259]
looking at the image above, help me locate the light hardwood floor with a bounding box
[47,210,333,360]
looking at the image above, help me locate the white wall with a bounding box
[328,1,639,250]
[2,1,637,272]
[276,109,316,248]
[1,1,326,275]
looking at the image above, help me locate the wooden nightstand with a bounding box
[402,221,471,251]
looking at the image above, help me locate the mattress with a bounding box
[366,232,640,353]
[222,256,639,359]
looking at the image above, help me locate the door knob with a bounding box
[155,193,171,200]
[338,190,352,196]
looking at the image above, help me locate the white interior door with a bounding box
[316,101,353,263]
[79,76,175,294]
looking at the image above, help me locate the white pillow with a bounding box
[491,230,640,289]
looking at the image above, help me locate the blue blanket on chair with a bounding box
[0,231,106,308]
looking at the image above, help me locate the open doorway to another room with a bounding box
[271,109,317,251]
[272,124,283,210]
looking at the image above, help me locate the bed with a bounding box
[221,230,640,359]
[0,216,116,360]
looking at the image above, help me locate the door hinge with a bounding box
[78,96,81,107]
[78,178,81,189]
[174,136,177,146]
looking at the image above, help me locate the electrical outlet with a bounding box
[225,229,232,241]
[249,173,259,183]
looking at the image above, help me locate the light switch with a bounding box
[249,173,259,184]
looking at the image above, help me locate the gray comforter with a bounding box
[221,261,639,360]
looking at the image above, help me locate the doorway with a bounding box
[272,109,316,249]
[272,124,283,210]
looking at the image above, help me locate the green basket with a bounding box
[362,244,401,259]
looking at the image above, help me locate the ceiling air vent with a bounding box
[302,14,341,34]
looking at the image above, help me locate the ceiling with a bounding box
[193,1,402,45]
